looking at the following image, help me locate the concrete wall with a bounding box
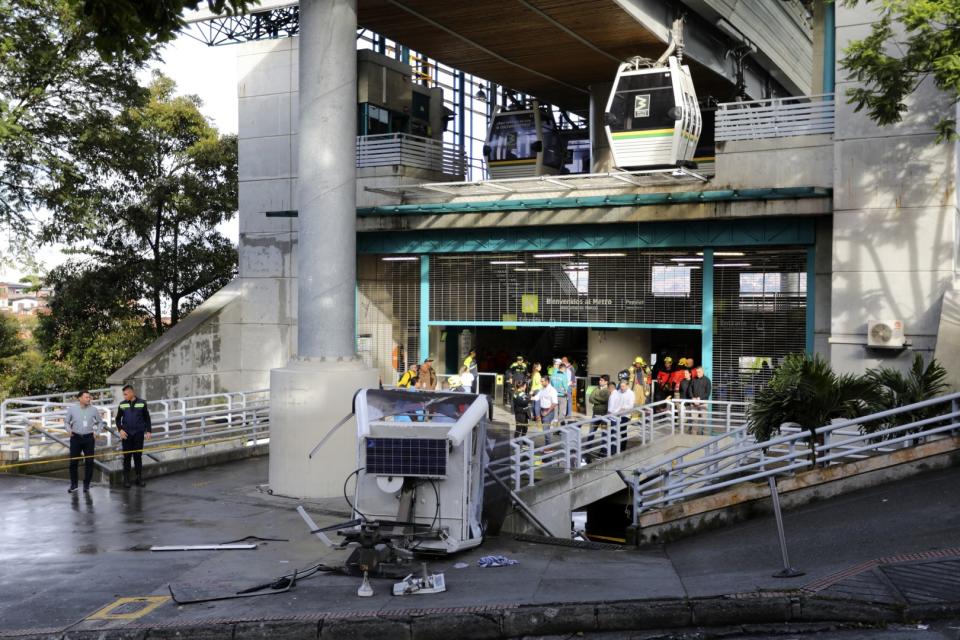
[829,4,959,373]
[714,135,833,190]
[588,329,651,379]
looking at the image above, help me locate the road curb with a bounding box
[5,594,960,639]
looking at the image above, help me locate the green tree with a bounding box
[42,72,238,336]
[0,0,144,234]
[840,0,960,141]
[0,312,25,362]
[69,0,258,61]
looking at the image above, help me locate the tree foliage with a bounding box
[863,353,949,437]
[747,354,877,463]
[0,0,144,235]
[41,72,238,336]
[69,0,258,61]
[840,0,960,141]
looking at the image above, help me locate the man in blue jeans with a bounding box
[549,363,569,420]
[538,378,559,446]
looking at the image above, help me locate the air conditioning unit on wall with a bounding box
[867,320,905,349]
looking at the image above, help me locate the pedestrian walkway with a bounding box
[1,458,958,638]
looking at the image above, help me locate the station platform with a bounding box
[1,458,958,638]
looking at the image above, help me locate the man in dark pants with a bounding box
[116,384,152,488]
[65,390,106,493]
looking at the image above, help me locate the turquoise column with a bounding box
[420,255,430,363]
[806,246,816,355]
[701,248,714,382]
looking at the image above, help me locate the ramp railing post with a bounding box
[768,474,804,578]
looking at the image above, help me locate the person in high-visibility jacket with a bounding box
[462,349,478,392]
[627,356,648,405]
[397,364,418,389]
[669,358,688,397]
[655,357,675,403]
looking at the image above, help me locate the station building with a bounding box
[111,1,959,409]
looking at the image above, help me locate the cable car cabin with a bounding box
[604,56,701,169]
[483,101,565,179]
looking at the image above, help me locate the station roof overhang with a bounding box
[357,0,740,113]
[187,1,812,114]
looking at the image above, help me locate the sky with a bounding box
[0,30,241,284]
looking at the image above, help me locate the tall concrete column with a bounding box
[589,83,614,173]
[269,0,377,498]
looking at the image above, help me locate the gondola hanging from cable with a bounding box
[483,100,566,179]
[604,55,701,169]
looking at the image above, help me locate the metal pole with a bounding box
[297,0,359,359]
[768,475,804,578]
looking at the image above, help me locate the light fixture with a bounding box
[475,87,487,102]
[514,268,543,272]
[670,257,703,263]
[698,251,745,257]
[533,252,574,258]
[489,260,525,265]
[715,262,752,268]
[582,252,627,257]
[382,256,419,261]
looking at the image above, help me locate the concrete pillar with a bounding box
[269,0,377,498]
[588,82,614,173]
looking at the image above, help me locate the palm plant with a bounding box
[747,354,877,465]
[862,355,949,438]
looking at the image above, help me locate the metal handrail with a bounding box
[489,398,751,491]
[1,389,269,461]
[631,392,960,522]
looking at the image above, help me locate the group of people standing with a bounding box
[508,356,578,439]
[64,385,153,493]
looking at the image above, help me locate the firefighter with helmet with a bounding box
[628,356,648,405]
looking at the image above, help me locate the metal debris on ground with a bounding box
[150,544,258,551]
[393,564,447,595]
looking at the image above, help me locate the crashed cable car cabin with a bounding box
[604,56,701,170]
[483,100,565,179]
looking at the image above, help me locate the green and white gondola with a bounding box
[483,100,565,179]
[604,56,701,169]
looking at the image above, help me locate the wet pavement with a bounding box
[1,458,959,637]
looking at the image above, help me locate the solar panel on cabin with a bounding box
[365,438,447,477]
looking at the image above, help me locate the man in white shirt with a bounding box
[537,378,559,445]
[607,380,636,453]
[458,367,475,393]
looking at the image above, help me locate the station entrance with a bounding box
[359,246,810,402]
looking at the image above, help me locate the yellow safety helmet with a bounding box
[664,356,673,364]
[633,356,646,365]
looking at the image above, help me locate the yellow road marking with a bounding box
[87,596,169,621]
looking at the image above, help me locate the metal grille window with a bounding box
[713,249,807,403]
[430,250,702,325]
[357,256,420,384]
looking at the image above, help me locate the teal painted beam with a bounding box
[420,255,430,363]
[359,216,817,255]
[701,248,714,384]
[357,186,831,217]
[806,246,816,355]
[428,320,702,330]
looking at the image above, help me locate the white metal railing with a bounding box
[715,93,835,141]
[0,389,270,465]
[487,398,749,492]
[631,392,960,525]
[356,133,465,177]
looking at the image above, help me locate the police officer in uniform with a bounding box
[116,384,152,488]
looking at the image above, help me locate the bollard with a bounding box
[768,475,804,578]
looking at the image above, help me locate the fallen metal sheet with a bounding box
[150,544,258,552]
